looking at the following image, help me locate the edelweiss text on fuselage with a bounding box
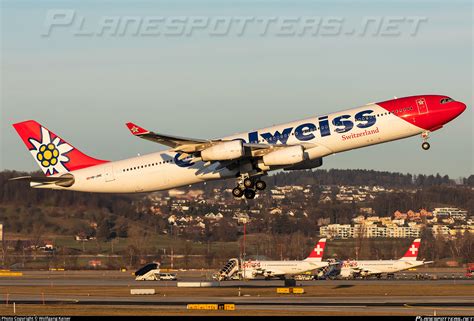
[246,110,376,144]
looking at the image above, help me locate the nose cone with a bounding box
[456,101,467,115]
[444,101,467,124]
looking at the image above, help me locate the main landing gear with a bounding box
[421,131,431,150]
[232,176,267,200]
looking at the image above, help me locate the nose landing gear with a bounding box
[421,131,431,150]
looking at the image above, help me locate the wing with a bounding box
[125,122,326,174]
[126,122,304,156]
[126,122,209,152]
[257,269,285,277]
[360,268,381,275]
[309,261,331,270]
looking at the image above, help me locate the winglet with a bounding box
[126,122,150,136]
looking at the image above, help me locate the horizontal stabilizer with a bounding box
[9,174,75,187]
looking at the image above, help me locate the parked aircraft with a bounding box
[239,238,329,280]
[339,238,433,278]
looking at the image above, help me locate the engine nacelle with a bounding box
[284,157,323,170]
[340,267,356,279]
[263,145,304,166]
[201,140,245,161]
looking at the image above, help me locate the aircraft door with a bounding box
[104,166,115,182]
[416,97,429,114]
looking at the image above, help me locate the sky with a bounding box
[1,0,472,179]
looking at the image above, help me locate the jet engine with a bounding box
[339,268,356,279]
[201,140,245,161]
[262,146,304,166]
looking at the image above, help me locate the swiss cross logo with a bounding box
[402,240,421,260]
[314,244,323,256]
[416,98,428,114]
[307,239,326,259]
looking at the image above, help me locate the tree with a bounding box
[459,232,473,263]
[116,222,129,238]
[183,241,193,269]
[419,227,436,261]
[96,218,115,241]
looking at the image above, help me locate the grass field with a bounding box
[1,284,472,298]
[53,235,239,255]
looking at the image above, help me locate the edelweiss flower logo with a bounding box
[29,127,73,175]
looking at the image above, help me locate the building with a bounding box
[433,208,468,221]
[320,224,353,239]
[320,224,421,239]
[432,225,451,236]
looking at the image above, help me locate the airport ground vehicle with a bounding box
[134,262,161,281]
[214,258,240,281]
[294,273,315,281]
[158,273,177,281]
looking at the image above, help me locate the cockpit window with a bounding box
[440,98,454,104]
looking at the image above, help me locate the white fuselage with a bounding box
[341,259,426,277]
[240,260,328,279]
[46,103,422,193]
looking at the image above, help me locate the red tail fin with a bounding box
[401,238,421,261]
[12,120,108,176]
[305,238,326,262]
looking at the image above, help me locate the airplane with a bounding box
[240,238,329,280]
[11,94,466,199]
[339,238,433,278]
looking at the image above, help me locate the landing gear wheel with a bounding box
[422,142,430,150]
[243,178,254,188]
[243,189,256,199]
[255,180,266,191]
[232,187,244,198]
